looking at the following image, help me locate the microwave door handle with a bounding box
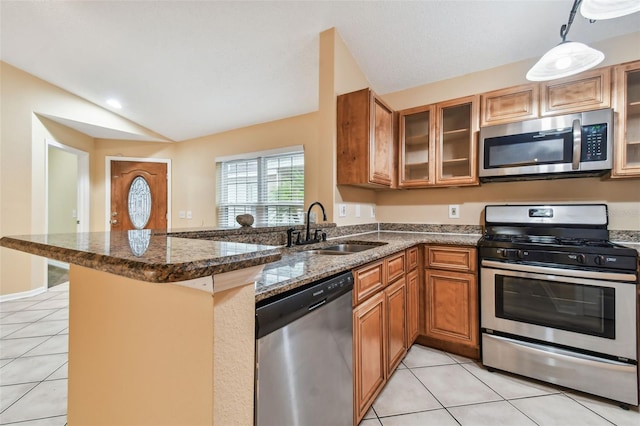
[572,119,581,170]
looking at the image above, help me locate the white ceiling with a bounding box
[1,1,639,142]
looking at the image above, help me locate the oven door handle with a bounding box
[481,259,637,283]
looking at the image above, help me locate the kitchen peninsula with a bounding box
[0,230,281,426]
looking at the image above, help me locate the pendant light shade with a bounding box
[580,0,640,20]
[526,41,605,81]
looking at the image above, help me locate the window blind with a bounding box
[216,151,304,227]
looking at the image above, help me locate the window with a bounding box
[216,149,304,227]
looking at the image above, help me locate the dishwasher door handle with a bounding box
[308,299,327,311]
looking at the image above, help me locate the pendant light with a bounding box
[580,0,640,20]
[526,0,604,82]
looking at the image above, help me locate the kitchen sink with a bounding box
[305,242,386,256]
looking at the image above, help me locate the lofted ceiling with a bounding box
[1,1,639,142]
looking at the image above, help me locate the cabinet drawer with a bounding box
[386,252,406,282]
[353,261,385,306]
[426,246,477,272]
[406,246,419,271]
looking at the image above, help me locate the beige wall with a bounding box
[174,112,319,229]
[319,28,378,225]
[0,62,164,296]
[48,146,78,234]
[372,32,640,230]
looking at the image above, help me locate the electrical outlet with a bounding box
[339,204,347,217]
[371,206,376,218]
[179,210,186,219]
[186,210,193,219]
[448,204,460,219]
[355,205,361,217]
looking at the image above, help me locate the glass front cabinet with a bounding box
[398,105,435,187]
[613,60,640,178]
[399,95,479,188]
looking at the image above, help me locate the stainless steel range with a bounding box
[479,204,639,406]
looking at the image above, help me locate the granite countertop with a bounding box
[256,231,480,302]
[0,231,281,283]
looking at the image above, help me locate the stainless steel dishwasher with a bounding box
[255,271,353,426]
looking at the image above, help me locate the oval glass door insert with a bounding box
[128,176,152,229]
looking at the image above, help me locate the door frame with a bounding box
[105,156,172,230]
[45,139,90,270]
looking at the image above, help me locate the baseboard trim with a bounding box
[0,286,47,302]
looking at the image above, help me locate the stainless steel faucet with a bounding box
[305,201,327,243]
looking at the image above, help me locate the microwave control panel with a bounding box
[581,124,607,162]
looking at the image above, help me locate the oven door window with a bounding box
[495,275,615,339]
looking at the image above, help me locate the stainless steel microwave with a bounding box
[479,109,613,181]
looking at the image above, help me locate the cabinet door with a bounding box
[353,292,386,424]
[541,67,611,116]
[405,269,420,345]
[425,269,478,349]
[481,84,539,126]
[435,95,479,186]
[337,88,394,188]
[386,277,407,374]
[370,96,394,186]
[612,61,640,178]
[399,105,436,187]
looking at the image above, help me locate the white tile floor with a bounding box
[361,345,640,426]
[1,283,639,425]
[1,283,69,425]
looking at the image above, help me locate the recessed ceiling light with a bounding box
[106,99,122,109]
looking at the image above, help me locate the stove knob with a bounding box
[594,255,605,265]
[576,254,586,264]
[516,250,525,259]
[500,249,509,258]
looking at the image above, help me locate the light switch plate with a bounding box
[338,204,347,217]
[371,206,376,218]
[449,204,460,219]
[186,210,193,219]
[355,205,361,217]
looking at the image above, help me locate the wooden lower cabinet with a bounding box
[406,268,420,345]
[423,269,479,358]
[386,277,407,374]
[353,291,386,424]
[420,245,480,359]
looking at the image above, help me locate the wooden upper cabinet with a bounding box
[398,105,436,187]
[436,95,480,186]
[541,67,611,116]
[612,60,640,178]
[337,88,395,188]
[481,84,539,126]
[399,96,479,188]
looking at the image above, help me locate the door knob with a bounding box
[110,219,118,225]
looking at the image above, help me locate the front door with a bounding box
[110,161,168,231]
